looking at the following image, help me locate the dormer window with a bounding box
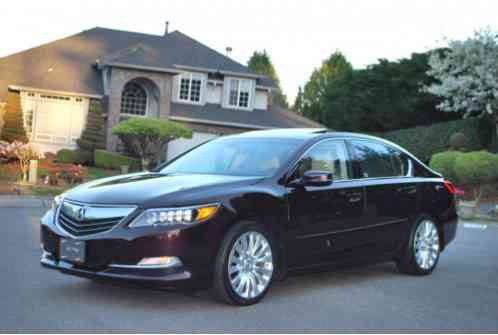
[178,73,204,103]
[227,78,253,109]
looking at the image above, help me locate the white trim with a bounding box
[173,64,261,79]
[168,116,271,130]
[224,77,254,111]
[105,62,183,75]
[176,72,206,105]
[8,85,102,99]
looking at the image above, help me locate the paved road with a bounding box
[2,207,498,332]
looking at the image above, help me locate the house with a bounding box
[0,25,321,159]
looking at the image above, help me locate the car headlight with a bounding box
[52,194,64,211]
[129,203,220,228]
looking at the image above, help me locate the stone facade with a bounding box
[105,67,173,151]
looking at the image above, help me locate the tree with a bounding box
[425,28,498,150]
[112,117,192,169]
[76,99,105,164]
[0,141,41,182]
[1,91,28,143]
[301,51,353,123]
[304,51,457,132]
[292,86,304,113]
[247,50,288,108]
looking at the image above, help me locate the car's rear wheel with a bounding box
[212,223,275,305]
[396,217,441,275]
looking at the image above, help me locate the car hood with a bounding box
[63,172,264,206]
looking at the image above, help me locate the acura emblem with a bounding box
[77,207,87,221]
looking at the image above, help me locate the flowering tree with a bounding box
[0,141,42,182]
[425,29,498,149]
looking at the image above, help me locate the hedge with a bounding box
[94,149,141,171]
[376,117,492,163]
[429,151,462,183]
[56,149,84,164]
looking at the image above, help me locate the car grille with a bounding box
[56,200,136,237]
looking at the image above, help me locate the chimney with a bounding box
[226,46,232,57]
[164,21,169,36]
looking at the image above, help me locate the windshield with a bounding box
[160,137,304,177]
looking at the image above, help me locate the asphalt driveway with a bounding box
[1,205,498,332]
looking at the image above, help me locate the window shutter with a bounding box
[249,80,256,110]
[171,75,180,103]
[222,77,231,108]
[200,74,207,105]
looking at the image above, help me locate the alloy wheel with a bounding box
[413,220,440,270]
[227,231,273,299]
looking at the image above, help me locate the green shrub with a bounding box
[112,117,192,168]
[56,149,81,164]
[94,149,141,171]
[77,99,105,164]
[429,151,462,183]
[449,132,467,151]
[454,151,498,202]
[0,91,28,143]
[377,117,492,163]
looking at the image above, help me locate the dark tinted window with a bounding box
[160,137,303,177]
[292,140,351,181]
[351,140,408,178]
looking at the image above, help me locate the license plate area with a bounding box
[60,238,86,264]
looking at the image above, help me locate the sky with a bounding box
[0,0,497,104]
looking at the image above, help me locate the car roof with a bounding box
[230,128,383,141]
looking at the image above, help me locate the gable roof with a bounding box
[170,103,322,129]
[0,27,275,101]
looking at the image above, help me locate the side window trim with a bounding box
[348,138,414,181]
[286,138,353,183]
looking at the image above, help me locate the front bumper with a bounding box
[40,207,229,286]
[40,251,191,285]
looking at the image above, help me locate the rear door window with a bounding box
[350,140,409,178]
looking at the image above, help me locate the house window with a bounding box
[120,82,147,116]
[228,78,252,108]
[178,73,203,103]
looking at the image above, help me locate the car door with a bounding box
[286,139,367,268]
[348,139,417,253]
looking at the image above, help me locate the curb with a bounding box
[0,195,52,208]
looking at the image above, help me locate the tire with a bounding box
[396,216,441,275]
[211,222,275,306]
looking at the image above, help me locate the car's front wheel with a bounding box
[212,223,275,305]
[397,217,441,275]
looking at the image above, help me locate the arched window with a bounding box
[120,82,147,116]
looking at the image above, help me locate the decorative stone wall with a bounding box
[106,67,173,151]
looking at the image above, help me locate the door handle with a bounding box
[348,195,362,203]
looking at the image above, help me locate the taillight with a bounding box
[443,180,456,194]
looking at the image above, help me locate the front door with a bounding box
[286,139,366,268]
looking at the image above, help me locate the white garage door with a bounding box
[167,132,218,161]
[21,92,89,153]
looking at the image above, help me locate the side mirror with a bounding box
[288,170,333,188]
[303,170,333,187]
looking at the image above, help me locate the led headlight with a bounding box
[129,203,220,228]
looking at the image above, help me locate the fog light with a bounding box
[137,256,182,268]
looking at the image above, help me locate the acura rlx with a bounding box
[40,129,457,305]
